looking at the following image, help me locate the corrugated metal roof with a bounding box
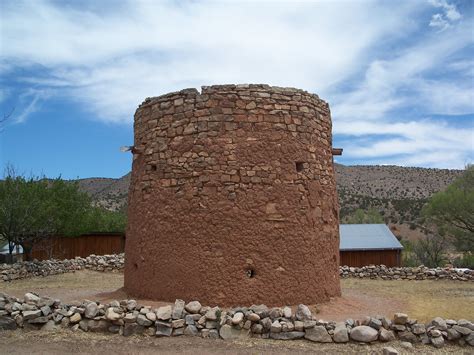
[339,224,403,251]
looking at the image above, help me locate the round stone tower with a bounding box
[125,84,340,306]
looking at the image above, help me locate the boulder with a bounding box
[123,323,145,336]
[137,314,153,327]
[453,325,472,336]
[172,299,185,319]
[105,308,120,321]
[393,313,408,325]
[431,335,444,348]
[270,320,281,333]
[70,313,81,324]
[350,325,378,342]
[333,324,349,343]
[398,331,418,343]
[84,303,98,319]
[22,310,41,321]
[295,304,312,321]
[219,324,250,340]
[232,312,244,325]
[185,301,201,314]
[412,323,426,335]
[431,317,447,331]
[156,305,172,320]
[24,293,40,304]
[379,328,396,342]
[304,325,333,343]
[184,325,199,336]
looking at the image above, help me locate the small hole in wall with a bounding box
[246,268,255,278]
[133,262,138,269]
[295,161,305,172]
[150,164,157,171]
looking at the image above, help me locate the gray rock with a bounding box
[84,303,98,319]
[146,312,156,322]
[40,305,51,316]
[379,328,396,342]
[28,316,49,324]
[400,341,413,349]
[432,317,447,331]
[295,304,312,321]
[282,306,292,319]
[0,316,17,330]
[261,317,272,331]
[185,314,195,325]
[453,325,472,335]
[466,332,474,346]
[24,292,40,304]
[126,300,137,311]
[382,346,399,355]
[369,318,382,330]
[156,323,173,337]
[269,307,282,319]
[350,325,378,342]
[22,310,42,321]
[304,325,333,343]
[270,331,305,340]
[250,304,269,318]
[205,307,220,321]
[398,331,418,343]
[219,324,250,340]
[251,323,263,334]
[172,319,185,328]
[232,312,244,325]
[294,321,304,332]
[458,319,474,331]
[447,328,461,340]
[105,308,120,321]
[430,329,442,337]
[172,327,185,336]
[333,324,349,343]
[412,323,426,335]
[270,320,281,333]
[431,335,444,348]
[184,325,199,336]
[393,313,408,325]
[137,314,153,327]
[156,305,172,320]
[172,299,185,319]
[123,313,137,323]
[88,320,109,332]
[185,301,201,314]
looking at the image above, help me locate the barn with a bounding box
[339,224,403,267]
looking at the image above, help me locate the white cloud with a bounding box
[14,89,50,123]
[0,0,472,168]
[428,0,461,31]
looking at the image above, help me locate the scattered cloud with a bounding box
[0,0,472,168]
[428,0,462,31]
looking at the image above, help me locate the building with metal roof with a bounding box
[339,224,403,267]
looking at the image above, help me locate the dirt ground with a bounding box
[0,329,470,355]
[2,270,473,322]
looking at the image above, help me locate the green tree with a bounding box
[0,167,126,261]
[346,207,384,224]
[422,165,474,252]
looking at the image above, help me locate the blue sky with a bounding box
[0,0,473,179]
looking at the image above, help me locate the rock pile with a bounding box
[340,265,473,281]
[0,292,472,349]
[2,255,472,283]
[0,254,124,281]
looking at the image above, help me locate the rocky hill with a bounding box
[78,165,463,241]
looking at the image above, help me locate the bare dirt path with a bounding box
[1,271,473,322]
[0,330,468,354]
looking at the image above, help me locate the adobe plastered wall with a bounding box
[124,84,340,306]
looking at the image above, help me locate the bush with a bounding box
[452,253,474,269]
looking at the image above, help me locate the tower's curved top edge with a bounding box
[138,84,327,109]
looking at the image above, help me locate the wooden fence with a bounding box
[30,233,125,261]
[340,249,401,267]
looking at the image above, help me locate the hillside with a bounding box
[79,165,463,241]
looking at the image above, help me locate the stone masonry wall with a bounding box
[1,292,473,350]
[124,84,341,306]
[2,255,472,282]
